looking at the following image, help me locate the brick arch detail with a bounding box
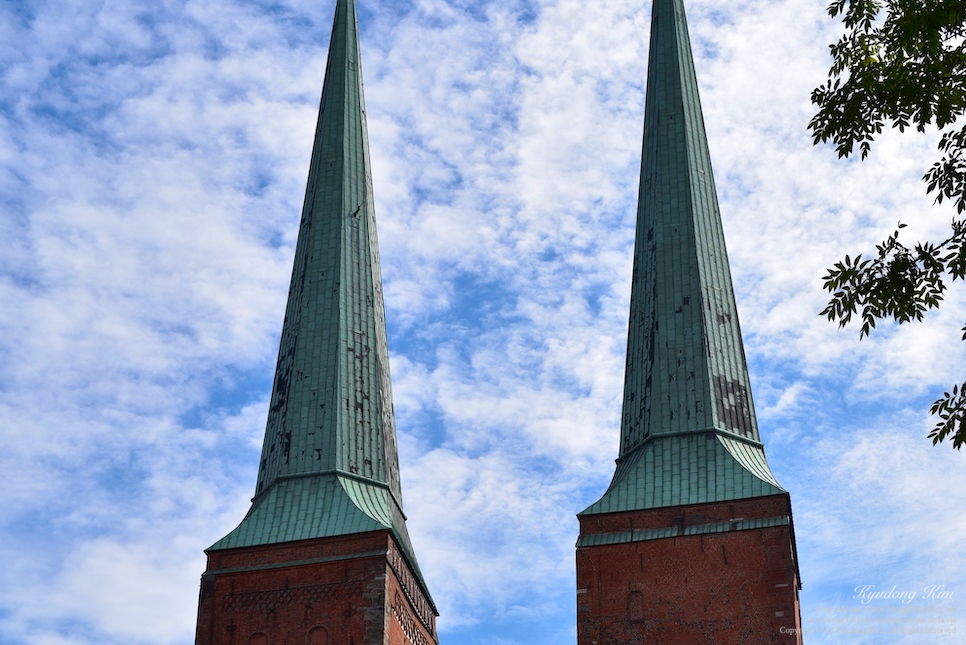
[307,625,328,645]
[627,590,644,622]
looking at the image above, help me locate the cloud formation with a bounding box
[2,0,964,643]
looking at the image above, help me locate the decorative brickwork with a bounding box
[387,537,435,633]
[221,580,361,613]
[391,590,432,645]
[195,531,437,645]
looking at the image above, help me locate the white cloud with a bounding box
[2,0,964,643]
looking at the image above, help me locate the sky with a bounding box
[1,0,964,643]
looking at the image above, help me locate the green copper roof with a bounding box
[582,0,784,515]
[581,433,784,515]
[210,0,434,609]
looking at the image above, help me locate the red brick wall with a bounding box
[577,495,802,644]
[195,531,437,645]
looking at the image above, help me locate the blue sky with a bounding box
[1,0,964,643]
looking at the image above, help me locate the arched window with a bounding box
[628,591,645,622]
[307,626,329,645]
[249,633,269,645]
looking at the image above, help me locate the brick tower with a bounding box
[194,1,438,643]
[576,0,802,643]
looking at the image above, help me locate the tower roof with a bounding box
[209,0,434,608]
[582,0,784,515]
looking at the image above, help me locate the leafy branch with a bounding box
[930,380,966,449]
[811,0,966,448]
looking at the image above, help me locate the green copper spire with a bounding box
[582,0,785,516]
[209,0,434,606]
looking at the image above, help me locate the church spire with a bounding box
[581,0,785,515]
[207,0,433,608]
[576,3,802,640]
